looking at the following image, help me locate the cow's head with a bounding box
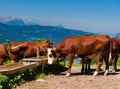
[47,48,57,64]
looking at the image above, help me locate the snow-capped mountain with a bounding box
[0,16,39,25]
[0,16,17,23]
[0,16,64,27]
[23,18,39,25]
[0,16,25,25]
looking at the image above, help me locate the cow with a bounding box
[8,40,54,64]
[47,35,111,76]
[0,44,8,65]
[109,38,120,72]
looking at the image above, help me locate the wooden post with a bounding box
[37,46,40,59]
[42,61,44,73]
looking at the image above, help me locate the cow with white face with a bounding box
[47,48,57,64]
[47,35,111,77]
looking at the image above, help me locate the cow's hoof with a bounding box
[112,70,116,73]
[104,70,108,76]
[93,71,98,76]
[66,73,70,77]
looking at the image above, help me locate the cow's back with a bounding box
[55,35,110,56]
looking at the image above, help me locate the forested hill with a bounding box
[0,23,95,45]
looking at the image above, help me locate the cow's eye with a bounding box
[49,54,52,58]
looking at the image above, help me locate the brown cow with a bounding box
[109,38,120,72]
[0,44,8,65]
[47,35,110,76]
[8,40,54,64]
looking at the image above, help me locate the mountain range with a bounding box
[0,24,96,45]
[0,16,96,45]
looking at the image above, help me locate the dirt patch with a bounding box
[13,66,120,89]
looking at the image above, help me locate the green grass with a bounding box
[3,58,24,65]
[3,59,11,65]
[117,56,120,67]
[37,73,47,79]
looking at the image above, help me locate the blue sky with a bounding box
[0,0,120,34]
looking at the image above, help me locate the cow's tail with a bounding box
[109,39,112,66]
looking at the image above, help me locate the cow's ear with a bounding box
[8,43,12,48]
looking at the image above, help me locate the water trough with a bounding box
[0,56,48,75]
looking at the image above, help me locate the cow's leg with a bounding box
[93,53,103,76]
[113,54,119,72]
[11,56,18,64]
[85,60,88,73]
[0,58,4,65]
[11,59,17,64]
[103,58,109,76]
[85,58,91,73]
[81,58,85,74]
[66,53,74,76]
[103,52,109,76]
[88,59,91,71]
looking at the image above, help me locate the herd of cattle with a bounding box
[0,34,120,76]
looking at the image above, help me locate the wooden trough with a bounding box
[0,56,48,75]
